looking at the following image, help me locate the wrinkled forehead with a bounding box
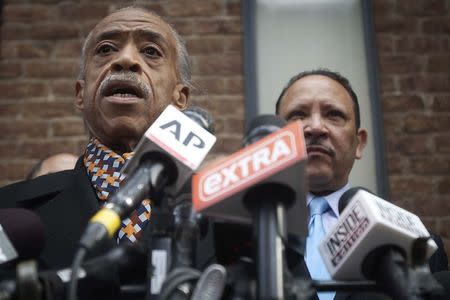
[89,8,176,48]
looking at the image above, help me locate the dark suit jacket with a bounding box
[0,157,107,269]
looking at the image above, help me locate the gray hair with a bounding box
[77,7,192,88]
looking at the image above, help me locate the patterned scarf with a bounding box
[84,138,151,243]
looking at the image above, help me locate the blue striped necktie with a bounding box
[306,197,334,300]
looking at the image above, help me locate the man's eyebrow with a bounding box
[94,30,125,43]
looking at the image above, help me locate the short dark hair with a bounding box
[275,69,361,129]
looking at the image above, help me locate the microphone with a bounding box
[0,243,147,300]
[79,104,216,251]
[192,116,308,237]
[0,209,45,267]
[319,187,438,280]
[319,187,441,299]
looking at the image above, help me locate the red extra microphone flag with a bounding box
[192,120,308,236]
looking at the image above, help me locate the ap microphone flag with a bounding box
[319,188,438,280]
[192,120,308,236]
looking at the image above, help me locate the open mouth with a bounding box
[103,81,144,99]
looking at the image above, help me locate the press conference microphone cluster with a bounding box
[193,115,309,299]
[68,105,216,300]
[319,187,445,300]
[0,243,147,300]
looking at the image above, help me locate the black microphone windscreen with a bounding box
[433,271,450,296]
[0,208,45,260]
[338,187,373,214]
[243,114,286,146]
[184,106,215,134]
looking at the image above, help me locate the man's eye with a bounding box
[327,110,345,119]
[96,44,115,55]
[142,46,161,58]
[288,111,306,121]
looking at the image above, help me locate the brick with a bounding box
[58,3,109,20]
[410,157,449,174]
[0,62,21,78]
[226,0,241,16]
[395,36,442,53]
[18,139,82,159]
[163,0,224,17]
[213,135,241,153]
[193,77,225,95]
[0,103,22,117]
[440,219,450,239]
[1,42,18,58]
[396,0,448,16]
[52,120,86,137]
[374,15,419,33]
[434,134,450,153]
[170,20,194,36]
[435,115,450,132]
[411,197,450,218]
[54,40,83,58]
[3,4,55,22]
[377,34,394,53]
[222,117,244,134]
[389,176,433,196]
[31,23,79,40]
[16,41,53,59]
[0,82,49,100]
[24,61,79,78]
[193,54,242,76]
[379,75,396,93]
[383,116,405,135]
[23,101,76,119]
[373,0,395,16]
[382,95,423,112]
[404,114,435,133]
[0,161,35,181]
[214,96,244,116]
[422,16,450,34]
[379,55,422,74]
[1,24,31,40]
[437,177,450,194]
[427,55,450,73]
[432,95,450,112]
[186,37,225,55]
[194,18,242,35]
[399,75,450,92]
[386,134,432,155]
[386,154,409,174]
[224,77,243,94]
[50,80,77,97]
[0,142,19,158]
[224,36,242,53]
[1,120,49,139]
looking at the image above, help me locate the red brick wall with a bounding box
[0,0,449,257]
[0,0,243,185]
[374,0,450,255]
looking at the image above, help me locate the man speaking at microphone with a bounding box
[276,69,448,299]
[0,6,192,270]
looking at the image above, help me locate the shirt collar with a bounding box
[306,183,351,217]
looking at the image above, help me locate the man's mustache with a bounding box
[306,137,335,157]
[99,72,151,99]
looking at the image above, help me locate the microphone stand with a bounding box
[243,183,296,300]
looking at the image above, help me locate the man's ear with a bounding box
[75,80,85,110]
[172,84,189,110]
[355,128,368,159]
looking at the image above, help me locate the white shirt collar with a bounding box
[306,183,351,217]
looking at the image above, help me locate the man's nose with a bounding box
[303,115,327,137]
[111,45,142,73]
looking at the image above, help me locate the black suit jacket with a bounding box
[0,157,108,269]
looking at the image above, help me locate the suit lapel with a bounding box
[36,158,101,268]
